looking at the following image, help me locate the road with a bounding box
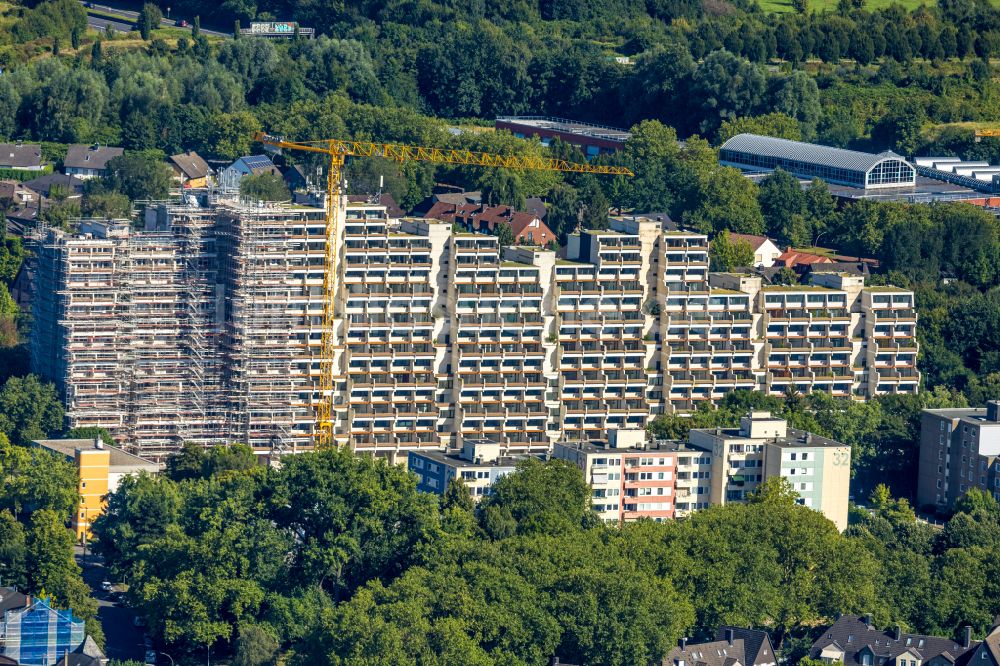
[80,1,231,37]
[74,546,148,663]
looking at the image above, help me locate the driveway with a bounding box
[74,546,148,663]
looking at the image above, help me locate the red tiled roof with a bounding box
[452,205,555,245]
[424,201,458,222]
[729,233,773,251]
[777,248,835,267]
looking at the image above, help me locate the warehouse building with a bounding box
[720,134,917,190]
[495,116,631,156]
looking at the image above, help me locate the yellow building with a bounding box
[32,438,160,540]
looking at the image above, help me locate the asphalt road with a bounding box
[74,546,148,663]
[81,1,231,37]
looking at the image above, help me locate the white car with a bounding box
[100,581,113,592]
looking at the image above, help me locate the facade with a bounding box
[690,411,852,530]
[720,134,916,190]
[553,428,713,522]
[0,143,42,171]
[31,438,158,539]
[32,204,916,459]
[495,116,631,157]
[62,145,123,180]
[408,440,520,498]
[917,403,1000,510]
[662,627,777,666]
[239,21,315,38]
[218,155,282,194]
[0,593,86,666]
[811,615,983,666]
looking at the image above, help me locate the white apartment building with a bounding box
[32,205,918,460]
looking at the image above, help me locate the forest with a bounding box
[72,446,1000,665]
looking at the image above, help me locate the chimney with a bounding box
[726,629,735,645]
[94,437,104,450]
[680,638,688,650]
[894,626,901,641]
[863,614,873,629]
[963,626,972,649]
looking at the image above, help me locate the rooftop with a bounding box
[496,116,631,143]
[720,134,910,173]
[556,439,711,455]
[32,438,160,470]
[409,449,524,469]
[63,144,123,170]
[0,142,42,169]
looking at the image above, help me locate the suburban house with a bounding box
[218,155,282,193]
[0,143,43,171]
[22,173,84,201]
[169,151,212,188]
[776,247,835,269]
[0,589,106,666]
[62,144,123,179]
[660,627,777,666]
[729,233,782,267]
[810,614,983,666]
[425,202,556,245]
[0,180,38,207]
[281,164,309,192]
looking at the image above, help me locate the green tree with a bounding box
[137,3,163,41]
[0,375,64,446]
[233,623,279,666]
[0,509,28,589]
[717,113,802,143]
[478,458,594,537]
[103,153,174,201]
[759,168,809,246]
[495,221,515,248]
[710,230,756,271]
[240,173,291,201]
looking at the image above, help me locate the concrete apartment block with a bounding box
[917,402,1000,510]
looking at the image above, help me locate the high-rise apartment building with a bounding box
[917,403,1000,510]
[32,204,918,460]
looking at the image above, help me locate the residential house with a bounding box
[0,181,38,207]
[776,247,835,269]
[0,589,106,666]
[218,155,282,193]
[32,437,159,539]
[426,202,556,246]
[281,164,308,192]
[169,151,212,188]
[22,174,84,201]
[410,188,481,215]
[810,614,982,666]
[730,233,782,268]
[661,627,777,666]
[0,143,42,171]
[62,144,123,179]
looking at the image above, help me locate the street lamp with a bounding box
[166,6,171,18]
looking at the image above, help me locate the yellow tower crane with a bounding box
[251,131,634,448]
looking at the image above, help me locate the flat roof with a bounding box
[496,116,631,143]
[556,439,711,454]
[408,449,524,469]
[691,427,845,448]
[825,176,978,202]
[32,438,160,469]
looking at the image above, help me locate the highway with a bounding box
[80,1,231,37]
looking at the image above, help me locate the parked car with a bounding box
[100,581,113,592]
[176,19,188,26]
